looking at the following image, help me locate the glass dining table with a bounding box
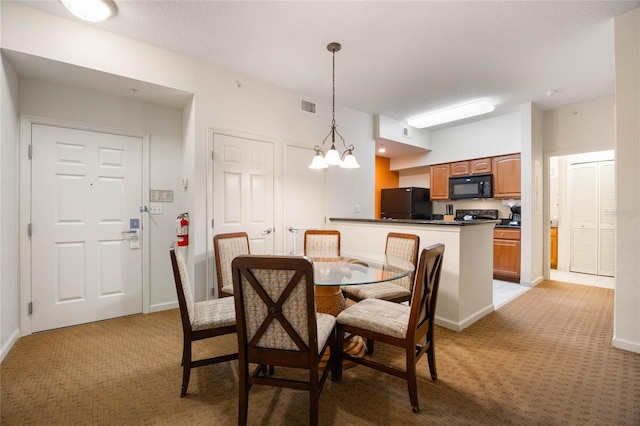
[296,250,416,361]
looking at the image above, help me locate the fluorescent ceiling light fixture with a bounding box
[407,100,495,128]
[61,0,117,22]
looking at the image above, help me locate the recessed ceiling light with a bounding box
[61,0,117,22]
[407,100,495,129]
[378,146,386,153]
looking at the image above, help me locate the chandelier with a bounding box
[309,42,360,169]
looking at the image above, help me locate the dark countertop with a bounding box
[495,224,522,229]
[329,217,500,226]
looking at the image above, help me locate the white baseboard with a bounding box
[435,303,494,332]
[1,329,21,363]
[612,336,640,354]
[149,301,179,313]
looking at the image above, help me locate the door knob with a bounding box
[262,227,273,235]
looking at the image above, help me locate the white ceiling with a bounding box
[10,1,640,157]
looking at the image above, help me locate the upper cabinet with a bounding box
[470,158,492,174]
[450,161,470,176]
[450,158,492,176]
[429,153,520,200]
[430,164,450,200]
[492,154,521,199]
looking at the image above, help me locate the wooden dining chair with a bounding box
[341,232,419,353]
[335,243,445,413]
[231,255,338,426]
[303,229,341,256]
[342,232,419,304]
[169,243,238,397]
[213,232,250,297]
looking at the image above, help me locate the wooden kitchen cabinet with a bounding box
[470,158,492,174]
[450,161,470,176]
[430,164,450,200]
[493,228,521,282]
[550,227,558,269]
[492,153,521,198]
[450,158,492,176]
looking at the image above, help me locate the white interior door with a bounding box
[569,160,615,276]
[31,124,143,332]
[570,163,598,274]
[212,133,274,255]
[284,145,326,254]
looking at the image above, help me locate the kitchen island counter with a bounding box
[330,217,499,226]
[328,218,496,332]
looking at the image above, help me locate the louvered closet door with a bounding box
[598,161,615,277]
[570,163,598,274]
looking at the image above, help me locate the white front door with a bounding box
[31,124,143,332]
[212,133,275,255]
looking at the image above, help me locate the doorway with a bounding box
[27,122,145,332]
[549,150,615,288]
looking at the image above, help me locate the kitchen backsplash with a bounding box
[433,199,520,220]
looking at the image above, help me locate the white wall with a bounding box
[613,7,640,354]
[1,53,21,360]
[390,111,522,170]
[544,96,615,154]
[17,78,185,311]
[520,103,544,287]
[0,2,377,351]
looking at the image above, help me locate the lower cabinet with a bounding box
[493,228,521,282]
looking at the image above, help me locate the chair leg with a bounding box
[335,326,344,382]
[427,342,437,380]
[309,389,319,426]
[366,338,375,355]
[238,367,249,426]
[406,354,419,413]
[181,339,191,397]
[330,331,339,382]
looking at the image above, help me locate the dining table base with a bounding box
[315,285,366,368]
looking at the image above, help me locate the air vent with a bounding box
[402,125,412,139]
[300,99,316,114]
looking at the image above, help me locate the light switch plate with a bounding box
[149,203,163,215]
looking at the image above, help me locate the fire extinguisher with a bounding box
[176,212,189,246]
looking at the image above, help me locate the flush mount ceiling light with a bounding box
[407,100,495,129]
[309,42,360,170]
[61,0,117,22]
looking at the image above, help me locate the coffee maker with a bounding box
[509,206,521,225]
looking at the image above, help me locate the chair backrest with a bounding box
[304,230,340,256]
[213,232,250,296]
[408,244,445,342]
[231,255,321,368]
[169,243,195,330]
[385,232,420,291]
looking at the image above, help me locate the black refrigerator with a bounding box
[380,187,433,220]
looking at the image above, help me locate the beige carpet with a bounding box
[2,281,639,425]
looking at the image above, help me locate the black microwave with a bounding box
[449,174,493,199]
